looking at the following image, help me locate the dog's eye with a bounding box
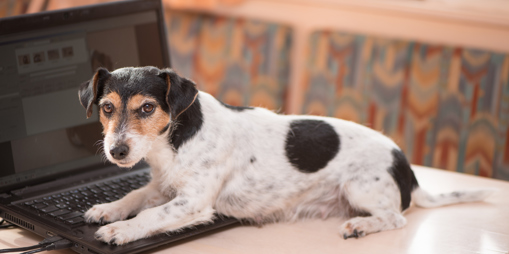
[102,103,113,114]
[142,103,154,113]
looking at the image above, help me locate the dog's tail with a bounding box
[411,186,495,208]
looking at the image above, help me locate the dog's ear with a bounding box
[78,68,110,118]
[158,69,199,120]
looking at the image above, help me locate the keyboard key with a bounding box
[40,205,59,213]
[32,203,47,209]
[56,203,68,209]
[72,193,84,199]
[81,191,93,196]
[49,209,70,217]
[59,211,82,220]
[103,191,115,197]
[66,217,84,225]
[24,201,34,206]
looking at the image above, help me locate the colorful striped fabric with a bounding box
[165,10,292,111]
[302,31,509,180]
[0,0,31,17]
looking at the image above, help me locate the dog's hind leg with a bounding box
[338,176,407,239]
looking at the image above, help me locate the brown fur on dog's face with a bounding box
[99,93,170,139]
[78,66,198,168]
[98,91,170,167]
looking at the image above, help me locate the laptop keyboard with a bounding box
[19,171,150,226]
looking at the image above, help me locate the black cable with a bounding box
[19,246,53,254]
[0,244,45,253]
[0,223,15,229]
[19,239,73,254]
[0,236,67,253]
[0,219,15,229]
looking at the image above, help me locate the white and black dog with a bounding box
[78,66,492,245]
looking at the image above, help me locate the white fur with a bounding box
[85,91,494,245]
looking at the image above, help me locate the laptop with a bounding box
[0,0,238,253]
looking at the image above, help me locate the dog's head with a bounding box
[78,66,198,168]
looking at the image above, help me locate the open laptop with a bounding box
[0,0,238,253]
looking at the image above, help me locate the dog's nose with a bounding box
[110,144,129,160]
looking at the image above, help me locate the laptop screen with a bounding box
[0,0,169,192]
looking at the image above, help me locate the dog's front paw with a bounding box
[84,202,130,224]
[339,218,368,240]
[94,221,135,245]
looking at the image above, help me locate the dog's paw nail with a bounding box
[343,233,348,240]
[109,238,117,245]
[353,229,359,238]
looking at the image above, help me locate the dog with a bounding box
[78,66,493,245]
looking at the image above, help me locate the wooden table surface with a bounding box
[1,165,508,254]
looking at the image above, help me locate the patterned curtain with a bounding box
[0,0,31,17]
[302,31,509,180]
[165,10,292,111]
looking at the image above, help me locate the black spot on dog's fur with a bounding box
[219,100,254,111]
[285,120,340,173]
[451,191,462,198]
[250,156,256,163]
[387,149,419,211]
[174,199,188,206]
[202,159,211,168]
